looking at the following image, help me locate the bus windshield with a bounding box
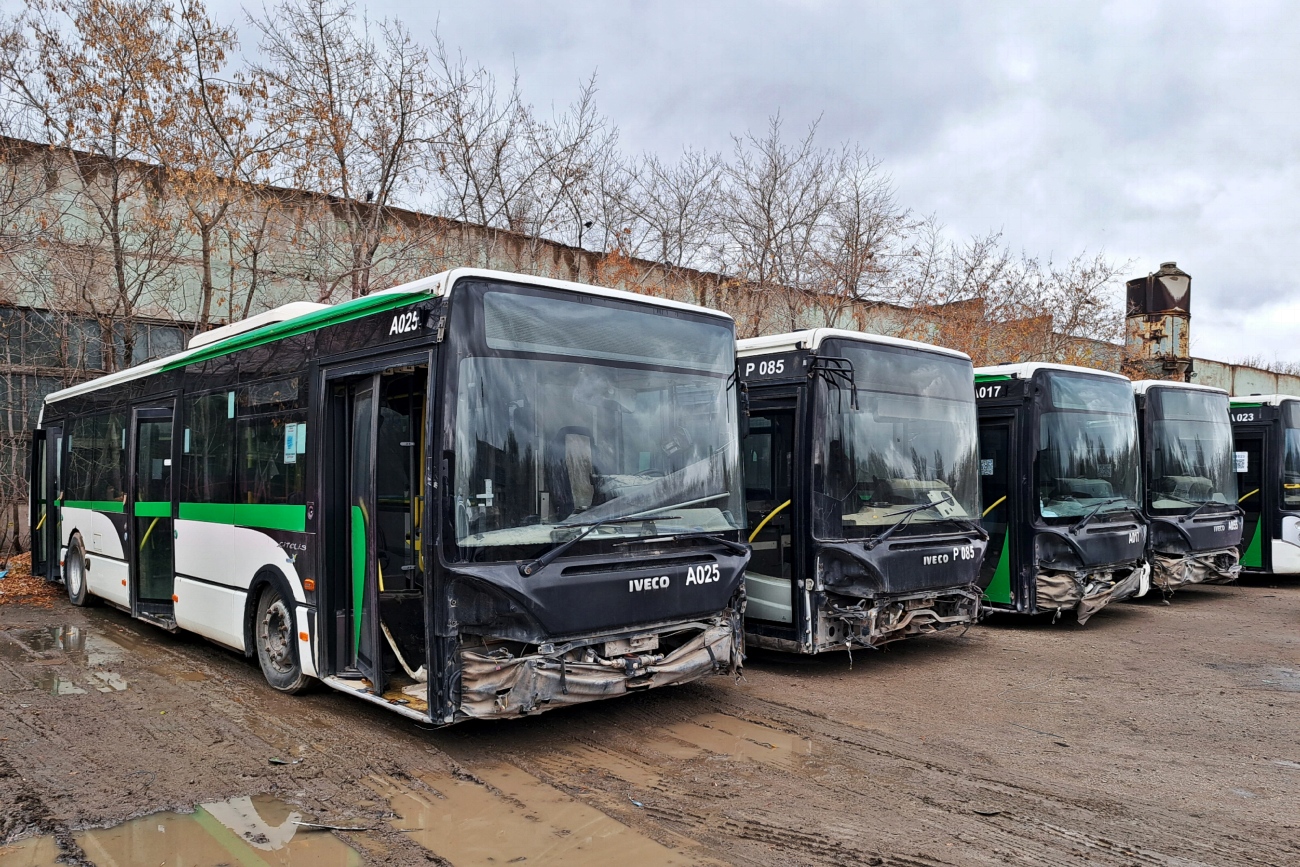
[1037,371,1140,524]
[1283,401,1300,510]
[813,340,980,540]
[452,288,741,553]
[1147,388,1236,514]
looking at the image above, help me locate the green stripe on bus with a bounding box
[1240,520,1264,568]
[1230,401,1263,408]
[974,374,1012,382]
[63,500,126,513]
[134,501,171,517]
[982,539,1013,605]
[352,505,366,653]
[178,503,307,532]
[162,289,430,373]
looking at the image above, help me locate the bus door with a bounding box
[325,362,430,700]
[29,426,62,581]
[130,408,176,624]
[743,403,797,624]
[978,413,1017,607]
[1234,429,1266,570]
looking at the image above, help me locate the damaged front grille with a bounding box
[813,585,982,652]
[457,610,742,721]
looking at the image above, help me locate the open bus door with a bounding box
[347,377,386,695]
[29,426,62,581]
[130,407,176,627]
[325,362,433,700]
[1235,429,1266,570]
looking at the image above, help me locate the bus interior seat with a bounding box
[547,426,595,518]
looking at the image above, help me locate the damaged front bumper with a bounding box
[1151,547,1240,593]
[458,612,742,720]
[1036,562,1150,624]
[812,585,982,652]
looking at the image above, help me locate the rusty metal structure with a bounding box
[1123,261,1193,382]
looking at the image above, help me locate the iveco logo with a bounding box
[629,576,670,592]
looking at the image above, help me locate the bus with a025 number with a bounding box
[29,268,749,726]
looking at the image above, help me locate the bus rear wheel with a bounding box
[65,535,90,607]
[254,583,310,694]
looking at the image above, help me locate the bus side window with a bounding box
[181,392,234,504]
[67,411,126,503]
[238,413,307,504]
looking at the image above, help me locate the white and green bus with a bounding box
[30,268,748,725]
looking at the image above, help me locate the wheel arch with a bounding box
[242,565,293,658]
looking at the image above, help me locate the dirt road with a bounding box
[2,579,1298,866]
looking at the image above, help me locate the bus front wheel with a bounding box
[65,535,90,607]
[254,583,310,694]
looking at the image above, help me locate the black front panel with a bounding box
[450,549,747,641]
[819,535,986,598]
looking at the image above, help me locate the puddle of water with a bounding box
[33,672,87,696]
[369,765,695,866]
[0,835,61,866]
[4,626,132,693]
[2,794,363,866]
[1261,668,1300,692]
[647,713,814,767]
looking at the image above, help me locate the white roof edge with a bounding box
[974,361,1129,382]
[45,268,732,406]
[188,301,329,349]
[1229,393,1300,406]
[441,267,734,321]
[1131,379,1227,396]
[737,328,969,360]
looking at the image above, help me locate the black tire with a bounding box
[64,535,91,607]
[254,582,311,693]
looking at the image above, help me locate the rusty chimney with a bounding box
[1122,261,1192,382]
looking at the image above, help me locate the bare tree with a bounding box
[717,116,837,334]
[251,0,447,299]
[0,0,191,370]
[156,0,277,333]
[626,148,724,297]
[883,221,1125,367]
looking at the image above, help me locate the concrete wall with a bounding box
[1191,357,1300,398]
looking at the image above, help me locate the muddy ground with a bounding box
[1,579,1298,867]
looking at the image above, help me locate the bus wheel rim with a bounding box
[261,597,294,673]
[68,556,82,596]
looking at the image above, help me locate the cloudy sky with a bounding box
[164,1,1300,364]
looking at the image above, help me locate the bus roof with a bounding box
[1229,394,1300,406]
[737,328,969,361]
[1131,379,1227,396]
[974,362,1129,382]
[44,268,733,405]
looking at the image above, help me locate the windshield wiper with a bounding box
[658,530,749,556]
[518,492,730,577]
[1070,498,1133,534]
[865,495,956,550]
[1154,491,1234,520]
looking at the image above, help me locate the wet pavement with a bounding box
[2,583,1300,866]
[0,794,364,865]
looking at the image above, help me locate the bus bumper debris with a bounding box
[458,617,739,719]
[1151,548,1240,591]
[1036,562,1149,624]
